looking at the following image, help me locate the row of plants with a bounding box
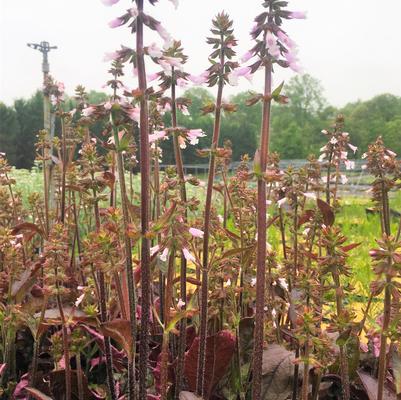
[0,0,400,399]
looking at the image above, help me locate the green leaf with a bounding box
[117,132,130,152]
[166,308,198,334]
[253,149,262,176]
[271,81,285,100]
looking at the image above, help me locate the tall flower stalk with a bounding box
[161,42,190,398]
[197,13,238,397]
[239,2,305,398]
[135,1,152,396]
[366,138,400,400]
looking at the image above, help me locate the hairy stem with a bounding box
[114,129,137,400]
[92,185,116,400]
[161,252,174,400]
[170,71,188,399]
[136,1,151,397]
[196,33,225,397]
[252,61,272,400]
[377,185,391,400]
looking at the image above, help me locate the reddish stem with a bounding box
[196,34,225,397]
[136,1,151,397]
[252,61,272,400]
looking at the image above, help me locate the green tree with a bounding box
[13,91,43,168]
[270,74,334,158]
[341,94,401,154]
[221,91,261,160]
[0,102,21,165]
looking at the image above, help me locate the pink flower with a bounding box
[250,24,258,35]
[188,71,209,85]
[129,5,138,18]
[182,248,196,263]
[75,293,85,307]
[344,160,355,170]
[82,106,96,117]
[289,11,307,19]
[101,0,120,5]
[150,244,160,256]
[277,197,287,208]
[189,227,204,238]
[149,130,168,143]
[265,31,281,58]
[284,49,298,62]
[179,104,190,116]
[277,31,296,49]
[157,102,171,114]
[147,72,159,82]
[284,48,302,73]
[108,17,124,29]
[156,23,173,47]
[147,42,162,58]
[240,51,254,63]
[163,56,183,70]
[187,129,205,145]
[157,60,172,74]
[104,101,113,110]
[159,248,169,262]
[228,66,252,86]
[178,136,186,149]
[57,82,65,93]
[126,107,140,122]
[348,143,358,153]
[168,0,179,9]
[103,51,119,62]
[278,278,289,292]
[177,78,188,88]
[289,61,302,73]
[177,298,185,308]
[340,174,348,185]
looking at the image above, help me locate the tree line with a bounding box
[1,74,400,168]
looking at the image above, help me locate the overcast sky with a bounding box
[1,0,401,107]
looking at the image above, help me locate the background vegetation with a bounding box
[1,74,400,168]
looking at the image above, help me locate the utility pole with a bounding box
[27,41,57,224]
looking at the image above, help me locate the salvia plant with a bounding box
[1,1,401,400]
